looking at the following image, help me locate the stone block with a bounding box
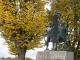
[36,51,74,60]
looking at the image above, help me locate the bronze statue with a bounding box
[45,12,67,50]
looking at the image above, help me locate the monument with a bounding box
[36,12,74,60]
[36,51,73,60]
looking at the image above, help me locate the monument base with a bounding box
[36,51,74,60]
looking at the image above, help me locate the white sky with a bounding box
[45,1,51,10]
[0,35,15,58]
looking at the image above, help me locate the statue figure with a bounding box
[45,12,67,50]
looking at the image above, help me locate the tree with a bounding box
[50,0,80,60]
[0,0,48,60]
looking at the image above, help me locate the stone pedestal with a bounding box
[36,51,74,60]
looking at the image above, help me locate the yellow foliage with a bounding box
[0,0,48,55]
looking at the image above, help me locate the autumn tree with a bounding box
[0,0,48,60]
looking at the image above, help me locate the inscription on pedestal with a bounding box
[36,51,74,60]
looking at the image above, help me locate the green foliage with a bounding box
[25,57,31,60]
[0,0,48,55]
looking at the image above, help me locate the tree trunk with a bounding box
[18,48,26,60]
